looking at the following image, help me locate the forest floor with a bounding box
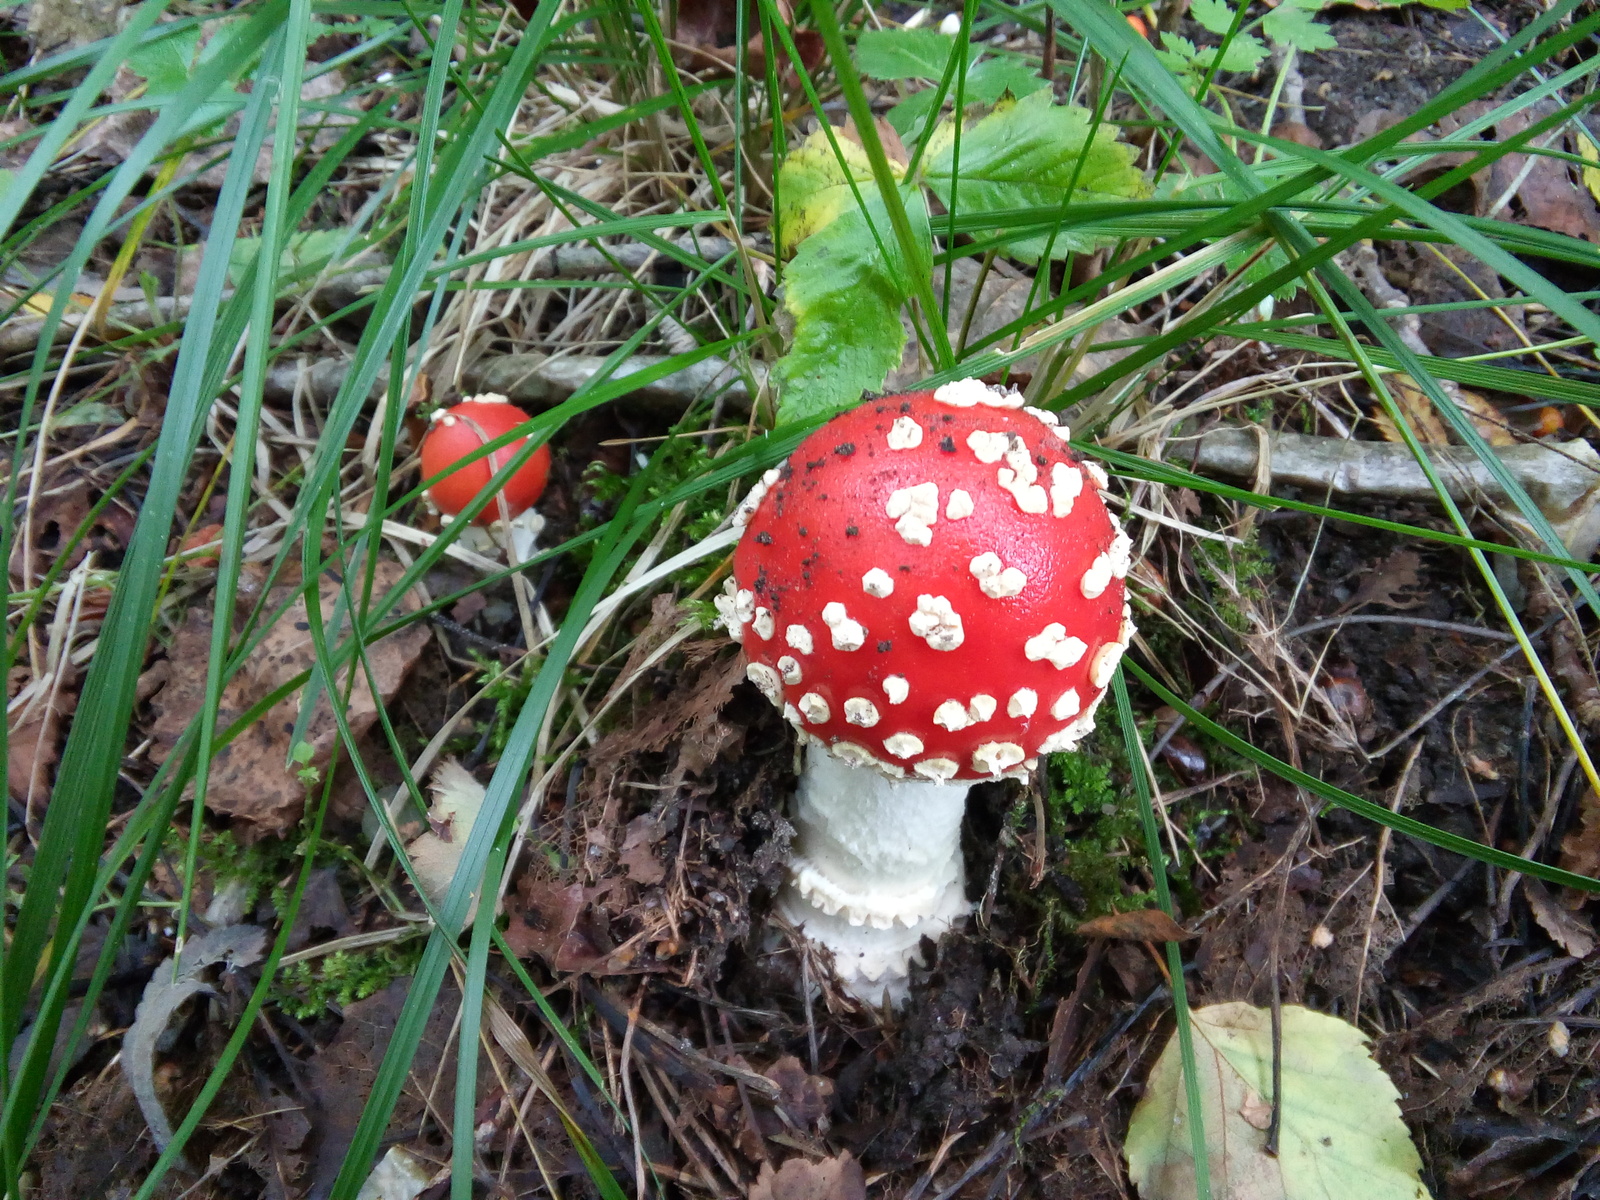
[4,0,1600,1196]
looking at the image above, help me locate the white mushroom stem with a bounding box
[776,748,971,1004]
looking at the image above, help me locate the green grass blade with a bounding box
[0,8,289,1180]
[1113,673,1211,1200]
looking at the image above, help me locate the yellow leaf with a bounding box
[1578,133,1600,205]
[776,128,897,257]
[1126,1002,1433,1200]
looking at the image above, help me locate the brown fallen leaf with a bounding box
[749,1152,867,1200]
[1374,374,1451,446]
[1344,548,1424,613]
[1237,1087,1273,1132]
[1372,371,1513,448]
[1524,878,1596,958]
[503,879,603,970]
[764,1055,834,1130]
[300,977,461,1193]
[672,0,822,79]
[174,523,225,568]
[147,560,431,840]
[7,668,79,807]
[618,813,667,885]
[11,469,135,582]
[1433,99,1600,242]
[1075,908,1193,942]
[1559,788,1600,889]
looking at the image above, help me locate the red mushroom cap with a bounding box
[420,395,551,525]
[724,381,1133,782]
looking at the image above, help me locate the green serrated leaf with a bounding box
[1159,31,1199,60]
[776,127,887,256]
[125,19,251,136]
[1213,31,1268,71]
[227,228,349,286]
[127,26,202,95]
[1191,0,1237,35]
[1127,1003,1434,1200]
[774,189,930,422]
[918,91,1149,260]
[882,55,1048,139]
[886,89,939,139]
[966,55,1051,102]
[1230,242,1301,304]
[1263,4,1338,51]
[854,26,962,80]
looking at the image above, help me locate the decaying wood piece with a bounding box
[461,350,762,412]
[1170,427,1600,558]
[0,237,744,358]
[256,349,763,414]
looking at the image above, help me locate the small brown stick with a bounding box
[1043,940,1106,1086]
[1353,741,1425,1024]
[635,1058,725,1192]
[1284,614,1518,643]
[717,1009,770,1167]
[1264,816,1313,1158]
[1041,11,1056,82]
[619,983,649,1200]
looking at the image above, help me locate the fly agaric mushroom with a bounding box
[718,380,1133,1002]
[421,394,552,525]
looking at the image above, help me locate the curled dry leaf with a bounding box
[355,1146,436,1200]
[147,560,430,840]
[405,758,486,914]
[748,1151,867,1200]
[1559,788,1600,888]
[1344,549,1424,613]
[1523,878,1596,958]
[1075,909,1194,943]
[764,1055,834,1130]
[124,925,268,1153]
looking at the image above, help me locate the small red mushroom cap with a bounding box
[722,381,1133,782]
[420,394,551,526]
